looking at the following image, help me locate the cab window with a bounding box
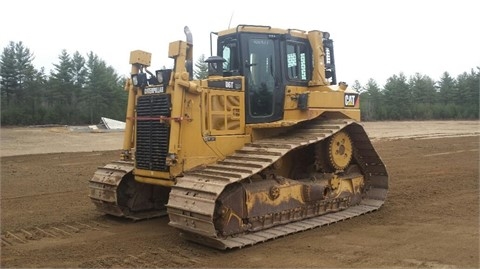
[221,42,239,73]
[286,42,308,81]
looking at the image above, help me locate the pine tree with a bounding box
[456,68,480,118]
[0,41,38,124]
[409,73,436,104]
[194,54,208,79]
[72,51,87,88]
[82,52,125,124]
[383,73,412,119]
[408,73,437,119]
[360,78,383,120]
[438,72,457,104]
[0,42,17,107]
[47,49,74,123]
[24,67,47,124]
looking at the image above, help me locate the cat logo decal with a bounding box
[344,94,358,107]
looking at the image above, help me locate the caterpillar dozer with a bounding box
[89,25,388,249]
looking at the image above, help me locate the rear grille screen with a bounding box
[135,94,171,171]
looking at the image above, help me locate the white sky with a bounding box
[1,0,479,86]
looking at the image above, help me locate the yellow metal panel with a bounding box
[218,26,307,39]
[181,134,251,169]
[207,90,245,135]
[282,109,326,122]
[129,50,151,66]
[122,79,136,158]
[168,41,185,58]
[307,31,328,86]
[134,175,174,187]
[245,182,305,215]
[135,169,173,181]
[284,86,308,110]
[308,91,345,108]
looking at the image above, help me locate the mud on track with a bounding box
[1,121,479,268]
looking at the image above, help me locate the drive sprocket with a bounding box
[327,130,353,171]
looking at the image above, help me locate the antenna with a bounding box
[228,11,234,29]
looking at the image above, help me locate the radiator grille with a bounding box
[135,94,171,172]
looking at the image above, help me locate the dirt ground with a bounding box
[0,121,479,268]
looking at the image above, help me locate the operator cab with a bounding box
[213,25,336,124]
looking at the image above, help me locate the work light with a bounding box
[131,73,147,87]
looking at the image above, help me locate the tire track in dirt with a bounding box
[1,220,112,247]
[1,124,478,268]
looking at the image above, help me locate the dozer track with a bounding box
[167,119,388,249]
[89,161,168,220]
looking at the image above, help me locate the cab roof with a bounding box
[216,24,314,39]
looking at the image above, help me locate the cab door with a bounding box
[241,34,284,123]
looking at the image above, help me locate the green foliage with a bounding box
[0,41,45,124]
[409,73,437,104]
[438,72,457,104]
[1,42,126,125]
[194,54,208,79]
[360,78,384,120]
[383,73,413,119]
[1,41,478,125]
[360,68,479,120]
[0,42,18,106]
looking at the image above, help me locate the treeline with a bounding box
[0,41,127,125]
[356,69,479,120]
[1,42,478,125]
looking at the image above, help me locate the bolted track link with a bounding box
[88,161,135,217]
[88,160,167,220]
[167,119,388,249]
[180,198,384,249]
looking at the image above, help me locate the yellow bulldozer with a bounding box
[89,25,388,249]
